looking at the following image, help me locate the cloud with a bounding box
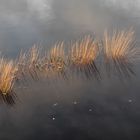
[0,0,52,25]
[50,0,140,36]
[0,0,53,56]
[27,0,52,19]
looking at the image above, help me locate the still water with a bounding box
[0,0,140,140]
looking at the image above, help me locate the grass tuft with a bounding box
[0,59,17,96]
[68,36,100,79]
[44,42,67,79]
[103,29,138,77]
[26,45,42,80]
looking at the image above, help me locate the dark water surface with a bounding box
[0,0,140,140]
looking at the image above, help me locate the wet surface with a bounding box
[0,0,140,140]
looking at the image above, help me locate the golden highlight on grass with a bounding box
[69,36,98,66]
[28,45,40,67]
[0,59,18,96]
[68,36,100,79]
[44,42,67,79]
[104,29,137,62]
[0,28,139,105]
[103,29,138,77]
[26,45,42,80]
[16,51,27,80]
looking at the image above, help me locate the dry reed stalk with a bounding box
[16,51,27,81]
[44,42,67,79]
[0,59,18,95]
[26,45,42,80]
[68,36,100,79]
[103,29,138,77]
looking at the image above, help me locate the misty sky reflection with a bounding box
[0,0,140,140]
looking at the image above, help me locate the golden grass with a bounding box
[26,45,42,80]
[103,29,137,63]
[28,45,41,69]
[0,59,18,95]
[0,29,139,92]
[68,36,100,79]
[103,29,139,77]
[16,51,27,80]
[44,42,66,78]
[69,36,98,66]
[0,29,139,105]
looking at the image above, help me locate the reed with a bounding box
[0,59,18,96]
[68,36,100,79]
[15,51,27,81]
[26,45,42,80]
[44,42,67,79]
[104,29,135,61]
[0,29,139,105]
[103,29,138,77]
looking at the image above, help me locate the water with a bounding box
[0,0,140,139]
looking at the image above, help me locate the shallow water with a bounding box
[0,0,140,140]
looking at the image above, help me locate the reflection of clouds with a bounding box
[104,0,140,18]
[0,0,140,57]
[0,0,53,22]
[27,0,53,20]
[0,0,53,55]
[0,0,53,27]
[104,0,140,9]
[0,1,139,139]
[51,0,140,37]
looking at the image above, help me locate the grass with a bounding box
[28,45,41,67]
[16,51,27,81]
[45,42,67,79]
[0,29,139,104]
[104,29,136,62]
[68,36,100,79]
[26,45,42,80]
[103,29,138,77]
[0,59,18,96]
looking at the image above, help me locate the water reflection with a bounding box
[0,0,140,139]
[114,58,135,78]
[69,62,101,80]
[0,92,16,105]
[103,29,139,79]
[0,59,137,106]
[1,30,139,105]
